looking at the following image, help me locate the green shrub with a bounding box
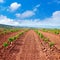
[38,32,40,35]
[13,36,17,40]
[16,35,19,38]
[35,30,44,39]
[10,30,14,32]
[49,42,54,47]
[4,31,7,34]
[40,34,44,38]
[43,38,49,42]
[8,37,14,42]
[3,42,8,47]
[55,31,59,34]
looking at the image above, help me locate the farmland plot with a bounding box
[0,29,60,60]
[39,30,60,50]
[0,28,24,47]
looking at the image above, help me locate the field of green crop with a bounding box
[40,28,60,34]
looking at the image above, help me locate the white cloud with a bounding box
[0,0,4,3]
[0,15,19,26]
[0,11,60,28]
[16,4,40,19]
[8,2,21,11]
[16,10,35,18]
[52,11,60,19]
[17,11,60,27]
[16,4,40,18]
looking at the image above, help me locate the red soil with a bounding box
[40,30,60,50]
[0,30,23,47]
[0,30,60,60]
[16,30,47,60]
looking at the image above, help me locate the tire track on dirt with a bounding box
[16,30,47,60]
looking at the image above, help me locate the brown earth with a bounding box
[0,30,23,47]
[0,30,60,60]
[16,30,47,60]
[39,30,60,50]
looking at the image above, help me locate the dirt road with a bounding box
[16,30,47,60]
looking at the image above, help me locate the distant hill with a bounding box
[0,24,60,29]
[0,24,16,28]
[0,24,31,28]
[0,24,36,28]
[0,24,27,28]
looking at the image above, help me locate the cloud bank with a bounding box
[0,15,19,26]
[16,11,35,19]
[16,4,40,19]
[0,11,60,28]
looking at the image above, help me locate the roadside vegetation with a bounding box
[40,28,60,35]
[2,29,29,48]
[3,42,8,47]
[35,29,55,47]
[49,42,55,47]
[0,28,23,35]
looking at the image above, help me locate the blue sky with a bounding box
[0,0,60,28]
